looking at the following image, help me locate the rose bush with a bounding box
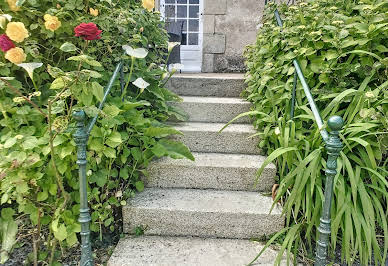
[0,0,188,264]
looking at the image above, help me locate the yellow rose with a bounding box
[44,14,61,32]
[142,0,155,11]
[7,0,20,12]
[90,8,99,16]
[6,22,29,43]
[5,47,26,64]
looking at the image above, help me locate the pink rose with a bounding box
[0,34,15,52]
[74,22,102,41]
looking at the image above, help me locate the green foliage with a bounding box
[0,0,192,264]
[244,0,388,265]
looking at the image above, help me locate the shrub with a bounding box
[0,0,192,264]
[243,0,387,265]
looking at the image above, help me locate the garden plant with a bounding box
[237,0,387,265]
[0,0,193,264]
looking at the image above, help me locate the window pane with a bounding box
[177,6,187,18]
[165,0,175,3]
[189,0,199,3]
[181,33,187,45]
[177,19,187,31]
[188,33,198,45]
[165,5,175,18]
[177,0,187,3]
[189,6,199,18]
[189,19,199,31]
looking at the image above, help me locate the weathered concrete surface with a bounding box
[204,0,227,15]
[170,122,261,155]
[145,152,276,192]
[123,188,284,238]
[166,73,245,97]
[213,0,265,72]
[203,15,215,34]
[203,34,226,54]
[108,236,287,266]
[171,96,251,123]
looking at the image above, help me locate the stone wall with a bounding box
[157,0,265,73]
[202,0,264,72]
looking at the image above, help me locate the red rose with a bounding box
[0,34,15,52]
[74,23,102,41]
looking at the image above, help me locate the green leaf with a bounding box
[106,132,122,148]
[0,217,18,264]
[53,224,67,242]
[151,143,166,157]
[50,77,65,90]
[16,0,25,6]
[49,184,58,196]
[60,42,77,52]
[103,105,121,117]
[4,137,16,149]
[1,208,15,220]
[92,82,104,102]
[67,55,102,67]
[255,147,298,186]
[131,147,142,161]
[66,233,78,247]
[37,191,48,201]
[158,139,194,161]
[60,145,73,159]
[103,147,116,158]
[144,127,183,137]
[135,181,144,192]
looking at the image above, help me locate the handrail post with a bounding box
[73,110,94,266]
[315,116,344,266]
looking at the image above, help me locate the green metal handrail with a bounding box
[264,2,344,265]
[73,61,124,266]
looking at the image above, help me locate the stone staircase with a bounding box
[108,73,284,266]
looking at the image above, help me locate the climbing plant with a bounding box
[242,0,388,265]
[0,0,192,264]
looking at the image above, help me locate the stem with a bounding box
[31,78,38,92]
[0,78,48,118]
[32,208,42,266]
[48,101,70,207]
[49,239,57,265]
[121,57,135,100]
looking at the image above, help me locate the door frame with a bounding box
[159,0,204,72]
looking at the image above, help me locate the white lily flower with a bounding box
[17,63,43,81]
[168,42,180,52]
[122,45,148,59]
[0,14,12,29]
[274,127,281,135]
[132,77,150,89]
[170,63,184,71]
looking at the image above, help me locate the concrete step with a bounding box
[123,188,283,239]
[170,122,261,155]
[167,73,245,97]
[171,96,251,123]
[108,236,287,266]
[145,152,275,192]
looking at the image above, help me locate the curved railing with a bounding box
[264,2,344,265]
[73,60,124,266]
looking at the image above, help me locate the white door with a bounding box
[160,0,203,72]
